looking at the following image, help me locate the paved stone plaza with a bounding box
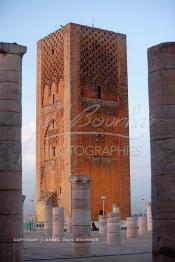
[23,230,152,262]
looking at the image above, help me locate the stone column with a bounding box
[66,216,72,233]
[148,42,175,262]
[0,42,26,262]
[99,215,107,235]
[127,217,137,239]
[69,176,91,257]
[138,216,147,235]
[44,198,52,237]
[146,202,152,231]
[52,207,64,240]
[107,211,121,246]
[112,203,120,213]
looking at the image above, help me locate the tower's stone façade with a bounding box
[36,23,130,221]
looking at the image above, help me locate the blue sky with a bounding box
[0,0,174,219]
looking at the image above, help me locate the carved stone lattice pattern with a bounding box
[41,29,64,89]
[80,26,119,85]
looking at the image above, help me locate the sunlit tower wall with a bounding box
[36,23,130,221]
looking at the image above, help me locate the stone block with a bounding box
[0,42,27,56]
[0,111,21,126]
[71,183,91,190]
[148,42,175,73]
[107,232,121,245]
[150,105,175,140]
[72,209,91,225]
[152,174,175,220]
[72,189,90,199]
[107,222,121,233]
[0,242,23,262]
[0,100,21,112]
[0,190,22,214]
[0,126,20,141]
[0,214,22,241]
[0,141,22,171]
[151,139,175,175]
[153,219,175,262]
[0,171,21,190]
[72,199,90,209]
[0,53,21,71]
[0,70,21,84]
[72,242,91,257]
[72,225,91,235]
[0,83,21,100]
[107,212,120,223]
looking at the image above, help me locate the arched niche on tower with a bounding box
[42,82,58,106]
[42,84,49,106]
[43,118,58,161]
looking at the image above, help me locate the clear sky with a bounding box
[0,0,174,219]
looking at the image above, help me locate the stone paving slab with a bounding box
[23,230,152,262]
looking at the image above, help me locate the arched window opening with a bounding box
[51,145,56,157]
[97,86,101,99]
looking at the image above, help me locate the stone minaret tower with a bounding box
[36,23,130,221]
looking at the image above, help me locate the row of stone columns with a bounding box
[98,204,121,246]
[126,202,152,239]
[98,202,152,245]
[127,216,148,239]
[43,176,92,257]
[127,204,152,239]
[42,179,150,253]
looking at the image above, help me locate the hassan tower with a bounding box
[36,23,131,221]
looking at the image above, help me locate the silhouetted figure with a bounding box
[91,222,97,231]
[99,209,103,215]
